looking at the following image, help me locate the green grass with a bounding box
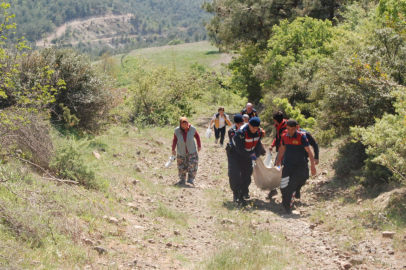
[122,41,230,71]
[153,203,189,227]
[203,229,293,270]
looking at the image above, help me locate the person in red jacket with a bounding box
[267,111,288,199]
[269,111,288,155]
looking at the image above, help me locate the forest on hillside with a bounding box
[202,0,406,186]
[7,0,210,50]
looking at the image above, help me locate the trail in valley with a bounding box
[94,119,405,270]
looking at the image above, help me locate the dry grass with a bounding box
[0,110,53,166]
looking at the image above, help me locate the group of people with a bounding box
[171,103,319,214]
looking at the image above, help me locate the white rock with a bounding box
[108,217,119,224]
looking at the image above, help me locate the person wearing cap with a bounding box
[228,116,263,205]
[227,114,245,143]
[208,106,233,147]
[172,117,202,186]
[241,103,258,119]
[242,114,249,124]
[226,114,246,202]
[276,119,316,214]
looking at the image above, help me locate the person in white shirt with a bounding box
[208,106,232,147]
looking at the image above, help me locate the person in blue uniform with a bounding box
[228,117,263,205]
[226,114,245,202]
[276,119,317,214]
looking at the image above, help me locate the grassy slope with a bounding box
[2,42,405,269]
[119,41,231,73]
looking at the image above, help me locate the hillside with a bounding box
[7,0,210,55]
[1,0,406,269]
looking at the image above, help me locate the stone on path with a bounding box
[108,217,119,224]
[381,231,395,238]
[341,261,352,269]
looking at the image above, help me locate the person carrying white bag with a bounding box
[208,106,233,147]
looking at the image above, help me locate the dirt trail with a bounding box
[96,121,405,269]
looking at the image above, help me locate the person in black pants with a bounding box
[226,114,245,202]
[295,125,319,199]
[228,117,262,205]
[276,119,317,214]
[208,106,232,147]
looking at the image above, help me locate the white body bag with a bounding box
[252,150,282,190]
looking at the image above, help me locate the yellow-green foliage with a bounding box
[125,57,203,126]
[262,97,316,130]
[352,89,406,182]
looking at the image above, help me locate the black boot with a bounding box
[295,188,301,199]
[238,193,248,206]
[233,191,239,203]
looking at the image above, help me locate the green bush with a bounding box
[352,90,406,183]
[50,137,99,189]
[17,48,114,131]
[314,128,337,147]
[332,141,368,179]
[125,57,202,126]
[360,159,393,187]
[261,97,316,131]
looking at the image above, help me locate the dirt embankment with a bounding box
[36,14,133,47]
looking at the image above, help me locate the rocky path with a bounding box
[92,125,405,270]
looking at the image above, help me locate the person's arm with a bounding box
[172,134,178,156]
[307,133,319,163]
[209,114,218,128]
[228,128,235,142]
[254,140,262,157]
[270,138,276,151]
[209,119,215,128]
[226,117,233,126]
[194,131,201,152]
[306,133,319,164]
[276,145,286,166]
[305,146,317,175]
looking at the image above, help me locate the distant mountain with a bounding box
[7,0,210,56]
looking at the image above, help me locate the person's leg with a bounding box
[241,159,253,201]
[295,164,309,199]
[187,152,199,185]
[281,166,304,212]
[219,126,226,145]
[228,152,241,202]
[280,166,296,212]
[176,154,187,184]
[214,127,219,143]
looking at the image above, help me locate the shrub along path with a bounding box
[90,125,406,269]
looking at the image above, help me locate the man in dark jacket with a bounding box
[226,114,245,202]
[295,126,319,199]
[228,117,262,205]
[276,119,317,214]
[241,103,258,119]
